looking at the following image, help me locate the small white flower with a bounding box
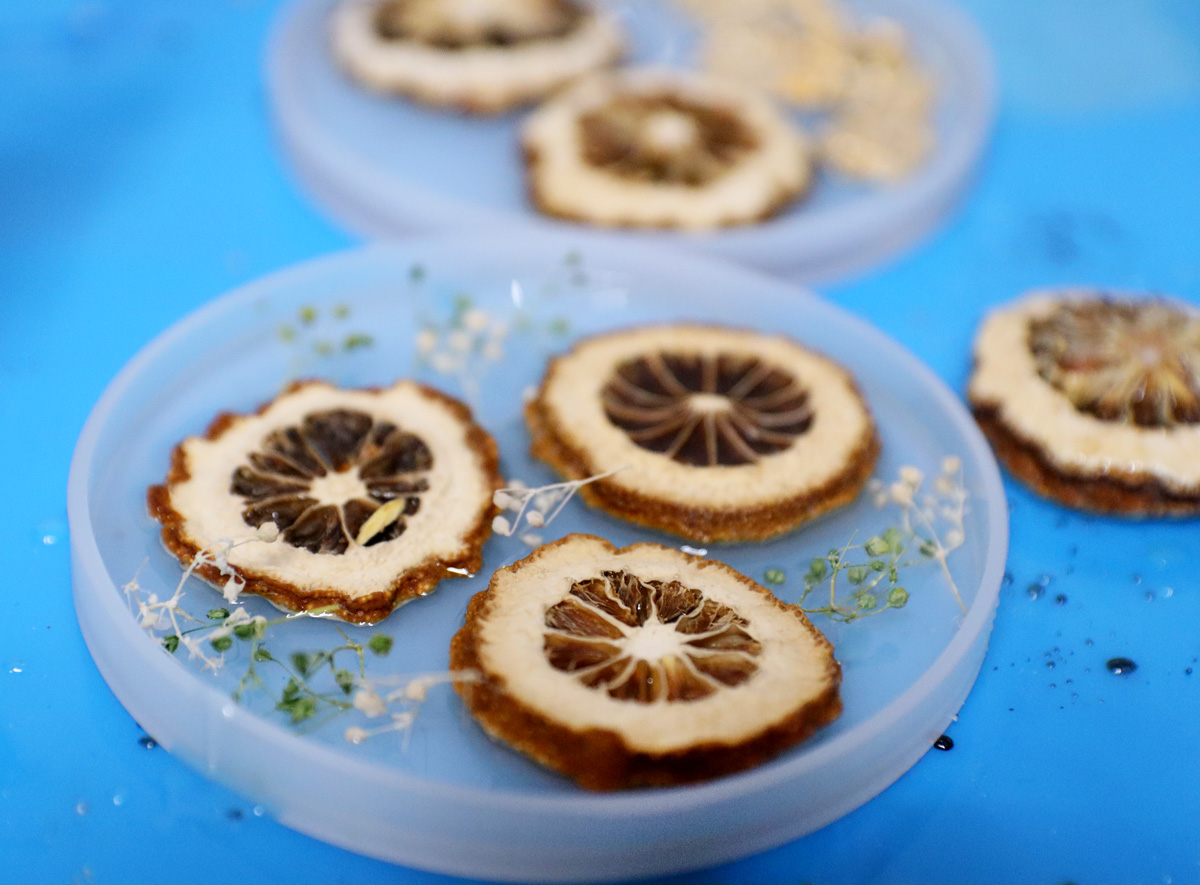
[520,532,544,547]
[493,490,513,510]
[416,329,438,356]
[890,482,914,506]
[344,726,369,745]
[899,466,923,486]
[256,521,280,543]
[431,352,462,374]
[506,478,528,491]
[222,574,244,604]
[941,455,962,475]
[491,515,512,536]
[525,510,545,528]
[448,330,473,353]
[353,688,387,718]
[463,309,489,332]
[481,340,504,361]
[944,528,964,548]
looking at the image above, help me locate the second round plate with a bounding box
[69,232,1006,881]
[267,0,995,280]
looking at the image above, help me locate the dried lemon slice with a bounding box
[450,534,842,789]
[526,325,878,541]
[521,68,812,229]
[969,290,1200,515]
[330,0,623,114]
[148,380,502,623]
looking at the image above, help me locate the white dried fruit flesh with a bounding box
[451,535,842,788]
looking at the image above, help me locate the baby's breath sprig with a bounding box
[237,628,396,728]
[277,303,374,366]
[491,468,627,547]
[786,457,969,622]
[343,670,482,747]
[414,293,511,400]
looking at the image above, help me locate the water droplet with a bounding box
[1186,668,1193,676]
[222,704,237,719]
[252,805,265,817]
[933,734,954,751]
[1163,587,1175,598]
[1106,657,1138,675]
[8,665,23,674]
[1085,638,1094,647]
[1132,573,1142,586]
[1038,573,1053,586]
[227,808,244,821]
[75,802,89,816]
[1054,594,1068,606]
[1027,583,1044,601]
[680,545,707,556]
[35,518,67,547]
[112,794,124,807]
[1145,590,1156,602]
[1046,661,1056,669]
[138,736,157,750]
[1002,571,1014,587]
[1049,683,1057,689]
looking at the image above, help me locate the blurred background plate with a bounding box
[266,0,995,281]
[69,232,1006,881]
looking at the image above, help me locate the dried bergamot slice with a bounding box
[148,380,502,623]
[449,534,842,789]
[526,324,879,541]
[330,0,623,114]
[521,68,812,229]
[969,290,1200,515]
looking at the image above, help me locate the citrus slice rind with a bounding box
[449,534,842,790]
[330,0,623,114]
[969,289,1200,515]
[148,379,502,623]
[526,324,878,542]
[521,68,812,230]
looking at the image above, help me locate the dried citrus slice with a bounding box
[526,325,878,541]
[330,0,623,114]
[148,380,502,623]
[449,534,842,789]
[969,290,1200,514]
[521,68,812,229]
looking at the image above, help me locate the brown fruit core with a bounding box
[578,94,759,186]
[374,0,582,49]
[601,351,813,466]
[1029,300,1200,428]
[542,569,762,703]
[232,408,432,554]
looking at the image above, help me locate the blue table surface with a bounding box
[3,1,1200,883]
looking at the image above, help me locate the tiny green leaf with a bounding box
[869,559,887,572]
[547,317,570,336]
[207,608,230,621]
[335,669,355,695]
[808,559,828,580]
[847,566,867,585]
[368,634,394,656]
[333,304,350,319]
[277,324,296,342]
[233,623,256,640]
[281,678,301,702]
[283,695,317,724]
[298,305,317,325]
[409,264,425,283]
[291,652,311,677]
[919,540,937,557]
[343,333,373,352]
[855,593,878,611]
[211,635,233,652]
[162,635,180,654]
[253,648,273,663]
[763,568,786,585]
[887,587,909,608]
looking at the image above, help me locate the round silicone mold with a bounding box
[69,232,1006,881]
[266,0,996,280]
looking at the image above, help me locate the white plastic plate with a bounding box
[266,0,996,280]
[69,232,1006,881]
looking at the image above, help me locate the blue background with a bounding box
[3,1,1200,882]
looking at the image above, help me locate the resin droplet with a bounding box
[933,734,954,751]
[1106,657,1138,675]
